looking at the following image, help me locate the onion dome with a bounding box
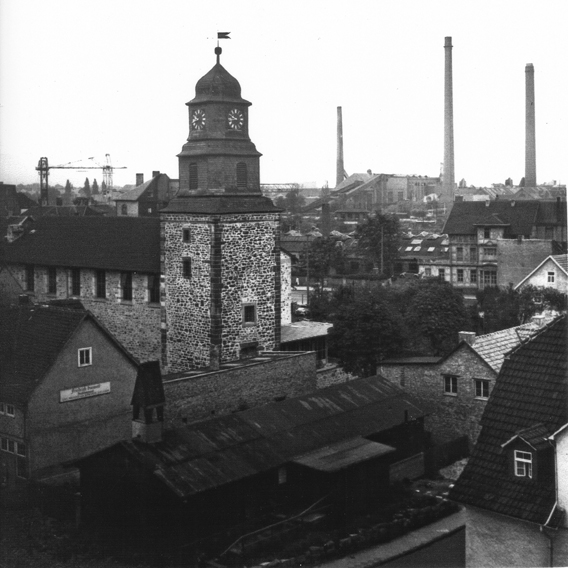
[188,47,250,105]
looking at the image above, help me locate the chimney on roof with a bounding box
[152,171,160,178]
[443,37,455,202]
[531,314,545,327]
[459,331,476,345]
[336,106,345,188]
[525,64,537,188]
[136,173,144,187]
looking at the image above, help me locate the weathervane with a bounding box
[215,31,230,64]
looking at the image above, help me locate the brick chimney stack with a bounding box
[443,37,455,202]
[136,173,144,187]
[525,63,537,188]
[336,106,344,188]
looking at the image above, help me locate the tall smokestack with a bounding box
[336,106,344,187]
[525,63,536,188]
[443,37,455,201]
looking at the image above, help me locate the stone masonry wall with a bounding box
[280,251,292,325]
[162,216,212,371]
[379,346,496,447]
[163,351,317,427]
[4,263,161,362]
[162,212,280,372]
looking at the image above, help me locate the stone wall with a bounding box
[162,212,280,372]
[316,365,357,389]
[280,251,292,325]
[2,264,161,362]
[379,346,496,446]
[162,351,317,427]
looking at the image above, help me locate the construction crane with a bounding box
[36,155,126,206]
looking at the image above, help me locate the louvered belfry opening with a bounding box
[236,162,247,190]
[189,163,198,190]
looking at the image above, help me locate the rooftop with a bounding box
[281,321,333,344]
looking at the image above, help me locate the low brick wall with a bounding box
[163,351,317,427]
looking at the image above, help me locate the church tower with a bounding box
[178,46,261,194]
[161,47,282,373]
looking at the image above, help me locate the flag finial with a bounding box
[216,32,230,64]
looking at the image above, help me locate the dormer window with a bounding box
[514,450,532,478]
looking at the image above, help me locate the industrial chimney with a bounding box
[336,106,345,188]
[525,63,537,188]
[443,37,455,201]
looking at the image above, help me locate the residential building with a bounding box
[395,233,450,279]
[0,304,139,488]
[442,199,567,297]
[115,172,178,217]
[450,316,568,567]
[515,254,568,293]
[379,322,545,447]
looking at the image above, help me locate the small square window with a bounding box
[424,268,432,277]
[514,450,532,478]
[182,228,191,242]
[475,379,489,399]
[1,438,7,451]
[470,269,477,284]
[182,258,192,279]
[484,227,491,239]
[243,304,256,325]
[439,269,446,280]
[6,404,15,417]
[78,347,92,367]
[457,269,464,283]
[444,375,457,395]
[547,271,555,283]
[456,247,463,261]
[8,440,15,454]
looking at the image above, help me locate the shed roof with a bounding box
[450,315,567,526]
[280,321,332,344]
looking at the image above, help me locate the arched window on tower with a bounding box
[236,162,247,190]
[189,163,198,190]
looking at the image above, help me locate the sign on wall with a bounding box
[60,382,111,403]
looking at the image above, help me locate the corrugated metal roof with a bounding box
[119,375,427,498]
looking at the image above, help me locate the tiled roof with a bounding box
[0,305,88,404]
[115,179,154,201]
[442,200,540,236]
[501,423,550,452]
[24,205,104,217]
[450,316,567,526]
[552,254,568,271]
[161,195,281,215]
[280,321,332,343]
[0,216,160,272]
[470,323,543,372]
[111,375,426,498]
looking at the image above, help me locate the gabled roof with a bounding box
[468,322,543,372]
[501,423,550,452]
[101,375,427,498]
[0,216,160,272]
[514,254,568,290]
[442,200,540,236]
[450,316,567,526]
[0,305,138,405]
[115,178,154,201]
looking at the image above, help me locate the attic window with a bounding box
[547,271,555,283]
[514,450,532,478]
[405,246,413,252]
[428,247,435,252]
[413,246,421,252]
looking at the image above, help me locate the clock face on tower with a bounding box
[191,109,206,131]
[227,108,244,131]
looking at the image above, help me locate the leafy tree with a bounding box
[92,179,99,195]
[355,213,401,276]
[517,285,567,323]
[330,286,405,377]
[83,178,91,198]
[404,280,470,355]
[519,177,525,187]
[475,286,520,333]
[101,180,107,193]
[303,236,345,287]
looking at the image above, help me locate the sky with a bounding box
[1,0,567,190]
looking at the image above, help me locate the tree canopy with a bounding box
[355,213,401,276]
